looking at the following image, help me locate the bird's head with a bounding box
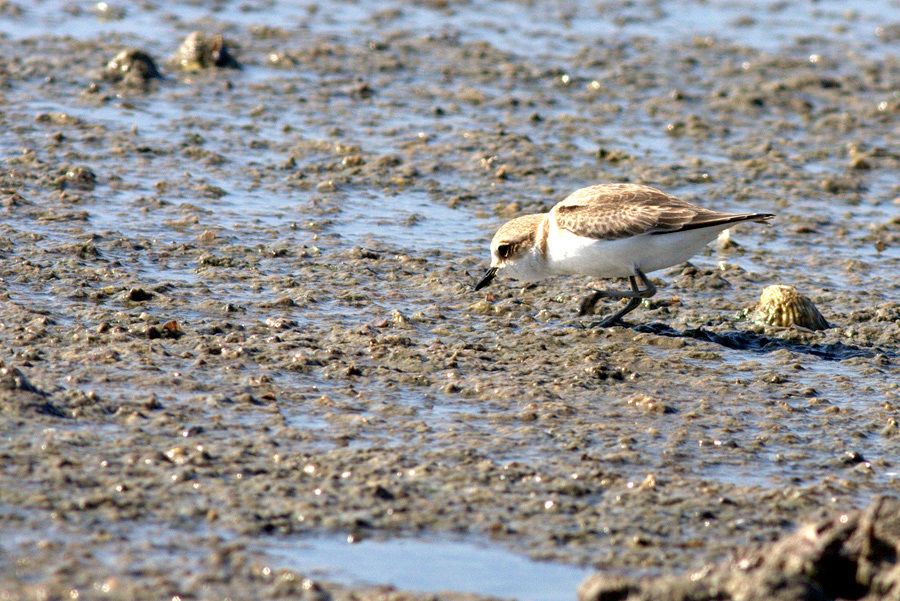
[474,213,546,290]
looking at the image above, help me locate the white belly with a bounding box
[546,224,729,278]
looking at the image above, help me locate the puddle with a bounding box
[0,510,591,601]
[264,535,593,601]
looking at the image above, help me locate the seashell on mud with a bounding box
[103,49,161,84]
[172,32,240,71]
[751,285,829,330]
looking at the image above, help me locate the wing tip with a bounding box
[751,213,776,224]
[651,212,775,235]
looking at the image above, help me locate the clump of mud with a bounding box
[751,284,830,330]
[579,496,900,601]
[171,31,241,71]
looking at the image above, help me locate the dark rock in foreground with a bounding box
[579,496,900,601]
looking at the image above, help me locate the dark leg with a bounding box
[595,296,642,327]
[579,276,638,315]
[590,268,657,327]
[578,269,657,316]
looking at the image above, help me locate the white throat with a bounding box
[501,246,548,283]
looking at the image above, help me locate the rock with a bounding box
[0,362,65,418]
[716,228,740,250]
[673,263,730,290]
[578,576,640,601]
[468,300,493,315]
[578,497,900,601]
[63,166,96,190]
[145,320,183,340]
[0,362,43,396]
[847,143,872,170]
[35,112,82,126]
[172,32,240,71]
[103,49,161,86]
[751,285,829,330]
[316,179,336,193]
[125,287,154,302]
[390,310,409,326]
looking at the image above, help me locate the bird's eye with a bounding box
[497,244,511,259]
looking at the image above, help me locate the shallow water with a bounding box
[266,535,594,601]
[331,189,487,252]
[3,0,895,56]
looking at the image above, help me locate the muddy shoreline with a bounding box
[1,1,898,599]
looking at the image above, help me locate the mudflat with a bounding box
[0,1,897,600]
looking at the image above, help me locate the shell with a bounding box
[103,49,161,84]
[173,32,240,71]
[752,285,830,330]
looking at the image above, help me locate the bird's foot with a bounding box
[593,316,629,328]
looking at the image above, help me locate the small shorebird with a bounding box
[474,183,773,326]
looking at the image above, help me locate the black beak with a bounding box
[473,267,498,291]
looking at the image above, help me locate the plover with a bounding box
[474,183,774,326]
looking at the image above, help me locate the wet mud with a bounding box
[0,1,898,600]
[579,496,900,601]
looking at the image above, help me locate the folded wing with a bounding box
[552,183,773,240]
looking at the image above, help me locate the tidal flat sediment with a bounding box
[0,1,897,599]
